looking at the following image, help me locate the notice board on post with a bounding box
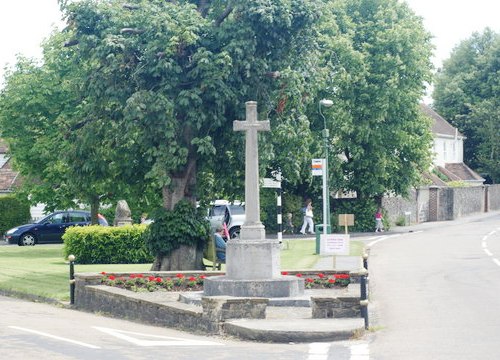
[320,234,350,255]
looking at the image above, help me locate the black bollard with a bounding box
[68,255,76,305]
[359,268,369,329]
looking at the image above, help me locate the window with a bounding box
[68,212,88,223]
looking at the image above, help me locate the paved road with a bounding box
[367,213,500,360]
[0,294,370,360]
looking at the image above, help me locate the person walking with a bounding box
[300,199,315,235]
[375,207,384,232]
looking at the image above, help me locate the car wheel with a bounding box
[229,226,240,239]
[19,233,36,246]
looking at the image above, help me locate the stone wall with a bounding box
[384,185,500,224]
[452,186,485,218]
[488,185,500,211]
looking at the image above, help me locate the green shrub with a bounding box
[394,216,406,226]
[261,190,305,233]
[143,200,210,257]
[62,225,153,264]
[332,198,389,232]
[0,195,30,235]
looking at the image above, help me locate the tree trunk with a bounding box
[90,195,100,225]
[150,157,204,271]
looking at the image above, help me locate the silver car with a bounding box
[207,201,245,239]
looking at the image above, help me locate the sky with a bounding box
[0,0,499,84]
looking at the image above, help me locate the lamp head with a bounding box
[319,99,333,107]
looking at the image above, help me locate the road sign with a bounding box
[312,159,323,176]
[262,178,281,188]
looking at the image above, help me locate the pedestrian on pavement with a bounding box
[375,207,384,232]
[300,199,315,235]
[284,212,294,234]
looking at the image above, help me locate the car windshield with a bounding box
[35,213,57,224]
[229,205,245,214]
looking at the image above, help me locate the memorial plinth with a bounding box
[203,101,304,298]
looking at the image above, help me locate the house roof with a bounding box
[445,163,485,182]
[420,103,464,138]
[0,139,22,193]
[0,162,22,193]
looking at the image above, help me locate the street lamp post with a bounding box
[319,99,333,235]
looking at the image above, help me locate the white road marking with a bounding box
[93,326,222,347]
[307,342,330,360]
[9,326,100,349]
[480,229,500,268]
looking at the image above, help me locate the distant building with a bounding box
[421,104,484,186]
[0,138,45,219]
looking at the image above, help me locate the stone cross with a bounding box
[233,101,270,239]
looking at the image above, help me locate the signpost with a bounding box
[338,213,355,234]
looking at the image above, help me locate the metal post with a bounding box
[277,187,282,243]
[319,99,332,236]
[363,252,369,270]
[68,254,76,305]
[359,267,369,329]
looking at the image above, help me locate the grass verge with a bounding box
[0,239,364,301]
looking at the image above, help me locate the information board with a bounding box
[320,234,350,255]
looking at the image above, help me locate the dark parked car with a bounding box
[3,210,108,246]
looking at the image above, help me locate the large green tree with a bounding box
[433,28,500,182]
[0,0,436,271]
[318,0,434,201]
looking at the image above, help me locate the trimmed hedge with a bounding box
[62,225,154,264]
[0,195,30,235]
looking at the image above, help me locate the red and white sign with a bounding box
[311,159,323,176]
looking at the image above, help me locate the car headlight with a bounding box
[6,228,19,235]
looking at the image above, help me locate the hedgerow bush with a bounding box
[62,225,153,264]
[0,195,30,235]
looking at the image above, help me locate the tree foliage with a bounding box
[433,28,500,182]
[0,0,436,256]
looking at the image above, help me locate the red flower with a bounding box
[296,273,302,278]
[148,276,155,281]
[100,271,106,275]
[129,274,136,279]
[328,278,335,284]
[136,274,144,278]
[155,277,162,283]
[337,274,350,279]
[188,276,197,282]
[108,275,116,281]
[281,271,289,275]
[199,275,206,280]
[176,274,185,279]
[317,273,325,279]
[306,278,314,283]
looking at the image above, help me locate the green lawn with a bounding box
[0,239,364,301]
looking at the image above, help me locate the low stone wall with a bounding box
[73,269,365,336]
[488,185,500,211]
[384,184,500,224]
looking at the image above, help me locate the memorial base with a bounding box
[203,276,304,298]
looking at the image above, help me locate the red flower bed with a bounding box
[100,271,350,293]
[100,272,206,292]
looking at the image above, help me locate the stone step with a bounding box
[223,317,365,343]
